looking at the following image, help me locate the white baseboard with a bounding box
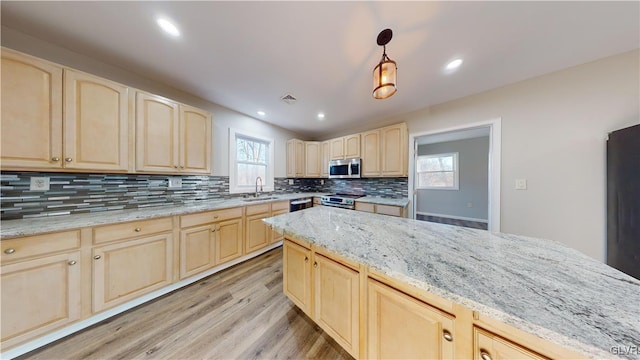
[416,211,488,223]
[0,242,283,360]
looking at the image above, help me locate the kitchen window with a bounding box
[416,152,459,190]
[229,128,274,194]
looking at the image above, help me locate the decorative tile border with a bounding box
[1,172,407,220]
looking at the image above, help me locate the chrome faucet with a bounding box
[255,176,263,197]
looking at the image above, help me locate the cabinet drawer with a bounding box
[271,200,289,211]
[376,205,402,217]
[180,207,243,228]
[355,202,375,213]
[1,230,80,263]
[313,197,321,205]
[93,217,172,244]
[246,203,270,216]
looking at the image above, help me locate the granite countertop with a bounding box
[263,206,640,360]
[1,192,408,239]
[0,192,329,239]
[356,196,410,207]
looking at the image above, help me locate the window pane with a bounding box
[419,171,454,187]
[421,156,453,171]
[237,138,248,161]
[237,137,268,164]
[237,163,266,186]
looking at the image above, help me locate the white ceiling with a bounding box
[2,1,638,139]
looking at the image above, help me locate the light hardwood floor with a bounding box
[18,247,353,360]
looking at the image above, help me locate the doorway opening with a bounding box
[408,119,501,231]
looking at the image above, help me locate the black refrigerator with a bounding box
[607,124,640,279]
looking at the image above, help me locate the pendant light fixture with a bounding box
[373,28,397,99]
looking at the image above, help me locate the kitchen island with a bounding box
[263,206,640,360]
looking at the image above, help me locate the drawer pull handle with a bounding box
[213,216,219,219]
[4,248,16,254]
[94,255,102,260]
[51,157,60,162]
[304,256,309,263]
[65,157,73,162]
[211,228,216,232]
[313,262,318,268]
[174,166,178,169]
[480,350,492,360]
[442,330,453,342]
[68,260,77,266]
[135,227,141,232]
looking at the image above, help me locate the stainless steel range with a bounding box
[320,194,364,209]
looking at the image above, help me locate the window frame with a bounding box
[416,152,459,190]
[229,128,274,194]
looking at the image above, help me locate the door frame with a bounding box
[408,118,501,232]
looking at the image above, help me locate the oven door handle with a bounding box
[290,199,312,205]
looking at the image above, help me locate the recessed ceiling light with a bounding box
[257,111,266,116]
[317,113,325,120]
[157,18,180,37]
[446,58,463,70]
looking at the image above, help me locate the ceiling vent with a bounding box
[280,94,297,105]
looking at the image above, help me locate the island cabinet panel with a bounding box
[1,48,63,170]
[63,69,130,172]
[474,327,548,360]
[92,233,173,313]
[0,251,81,348]
[313,253,360,358]
[367,278,455,360]
[180,225,216,279]
[282,240,312,315]
[215,217,243,264]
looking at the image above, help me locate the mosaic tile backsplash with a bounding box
[0,172,407,220]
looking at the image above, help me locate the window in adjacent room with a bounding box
[416,152,459,190]
[229,128,274,194]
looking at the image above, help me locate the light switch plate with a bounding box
[168,177,182,189]
[30,177,50,191]
[515,179,527,190]
[288,179,294,185]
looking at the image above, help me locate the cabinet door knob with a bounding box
[213,215,219,219]
[480,350,492,360]
[313,262,318,268]
[94,255,102,260]
[174,166,179,169]
[4,248,16,254]
[65,157,73,162]
[304,256,309,263]
[442,330,453,342]
[180,166,184,169]
[51,157,60,162]
[68,260,77,266]
[135,227,141,232]
[211,228,216,232]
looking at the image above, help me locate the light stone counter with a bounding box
[355,196,410,207]
[263,206,640,360]
[0,192,330,239]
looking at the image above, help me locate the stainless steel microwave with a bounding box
[328,158,361,179]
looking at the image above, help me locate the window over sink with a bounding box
[229,128,274,194]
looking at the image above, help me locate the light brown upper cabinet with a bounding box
[305,141,321,177]
[321,141,330,177]
[380,123,408,177]
[329,134,360,161]
[135,92,211,174]
[286,139,305,177]
[63,70,130,171]
[361,129,381,177]
[1,49,130,172]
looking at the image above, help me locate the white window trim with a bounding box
[229,128,275,194]
[416,152,459,190]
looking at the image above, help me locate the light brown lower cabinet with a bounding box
[474,327,548,360]
[283,240,312,315]
[270,208,289,244]
[92,233,173,312]
[0,251,81,348]
[245,204,272,254]
[180,224,216,279]
[367,278,455,359]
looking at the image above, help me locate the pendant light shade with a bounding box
[373,29,397,99]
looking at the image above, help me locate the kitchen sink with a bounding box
[242,196,278,202]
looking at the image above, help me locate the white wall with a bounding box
[417,137,490,220]
[398,50,639,261]
[1,26,302,177]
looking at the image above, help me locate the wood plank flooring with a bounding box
[18,247,353,360]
